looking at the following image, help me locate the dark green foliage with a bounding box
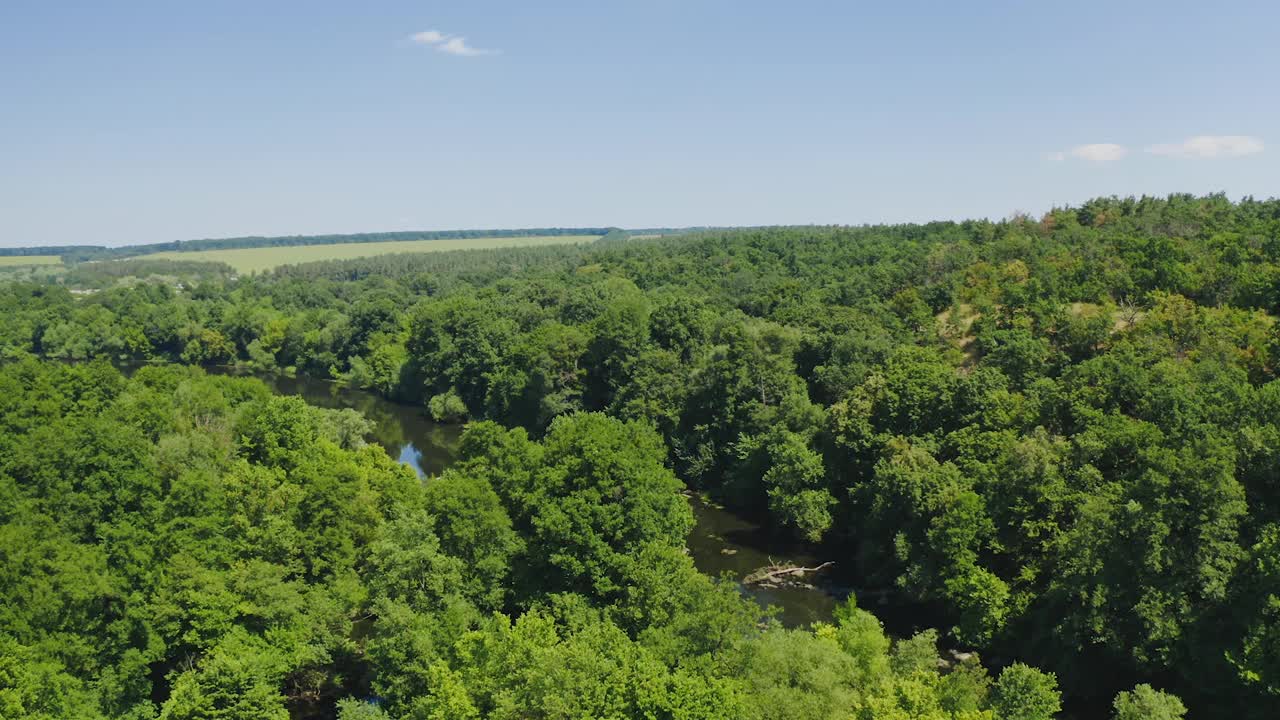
[0,359,1039,719]
[11,193,1280,716]
[458,413,693,600]
[63,259,235,288]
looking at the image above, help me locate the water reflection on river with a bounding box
[242,371,840,627]
[685,495,838,626]
[249,372,463,478]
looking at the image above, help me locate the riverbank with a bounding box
[222,367,845,627]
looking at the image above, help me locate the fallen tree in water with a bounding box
[744,560,834,587]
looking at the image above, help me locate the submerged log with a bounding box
[744,560,834,585]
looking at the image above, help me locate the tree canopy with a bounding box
[9,193,1280,717]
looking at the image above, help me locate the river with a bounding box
[245,371,841,626]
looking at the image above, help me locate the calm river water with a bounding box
[246,372,841,626]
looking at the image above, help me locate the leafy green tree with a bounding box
[233,395,320,468]
[620,542,762,662]
[335,698,390,720]
[609,347,689,437]
[0,636,106,720]
[363,510,466,613]
[181,327,236,365]
[750,429,834,541]
[403,662,480,720]
[733,627,861,720]
[494,321,587,428]
[449,610,671,720]
[990,663,1060,720]
[938,654,992,716]
[514,413,693,599]
[581,283,651,409]
[157,630,289,720]
[408,293,516,414]
[831,597,891,688]
[428,389,468,422]
[1229,525,1280,697]
[890,629,940,678]
[1112,684,1186,720]
[648,294,713,362]
[421,471,523,611]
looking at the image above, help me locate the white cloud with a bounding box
[1071,143,1129,162]
[1049,143,1128,163]
[437,36,495,56]
[408,30,497,56]
[1145,135,1264,158]
[410,30,447,45]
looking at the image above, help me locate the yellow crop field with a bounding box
[143,235,599,274]
[0,255,62,267]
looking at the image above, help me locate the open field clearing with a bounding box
[0,255,62,266]
[143,235,601,273]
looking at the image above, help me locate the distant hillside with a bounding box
[0,227,619,263]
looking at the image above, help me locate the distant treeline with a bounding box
[624,226,742,237]
[0,245,101,258]
[62,258,235,287]
[270,243,591,283]
[594,228,631,243]
[1,228,618,263]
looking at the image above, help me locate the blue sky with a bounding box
[1,1,1277,247]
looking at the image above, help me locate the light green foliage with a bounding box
[758,430,835,542]
[158,630,290,720]
[938,655,992,716]
[621,542,763,661]
[315,407,375,449]
[182,328,235,364]
[1112,684,1187,720]
[831,598,892,687]
[1230,525,1280,696]
[990,664,1060,720]
[891,629,941,678]
[361,339,410,397]
[0,636,105,720]
[735,628,861,720]
[364,510,466,613]
[245,338,277,369]
[335,698,390,720]
[234,394,321,466]
[449,611,671,720]
[421,471,522,610]
[427,389,469,422]
[0,362,433,718]
[362,598,480,711]
[406,662,480,720]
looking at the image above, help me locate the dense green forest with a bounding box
[0,360,1090,719]
[3,193,1279,718]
